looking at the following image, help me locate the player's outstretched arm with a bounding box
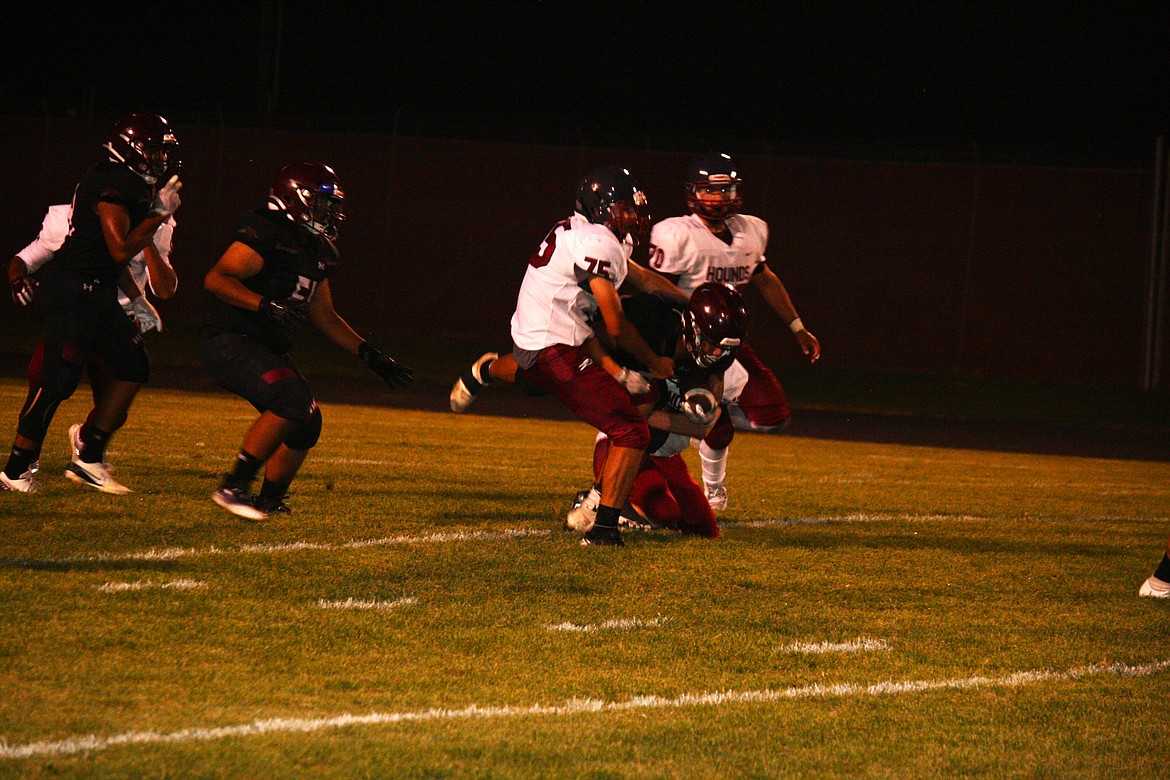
[752,264,821,363]
[307,281,413,388]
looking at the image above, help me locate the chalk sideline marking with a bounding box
[97,579,206,593]
[2,658,1165,760]
[779,637,891,654]
[3,515,995,569]
[316,597,417,611]
[546,617,669,633]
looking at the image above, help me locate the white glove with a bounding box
[616,367,651,395]
[682,387,719,426]
[130,295,162,333]
[151,175,183,216]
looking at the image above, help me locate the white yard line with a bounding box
[316,597,417,611]
[546,617,669,633]
[778,637,891,654]
[97,579,206,593]
[2,658,1166,760]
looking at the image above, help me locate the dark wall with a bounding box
[1,117,1161,387]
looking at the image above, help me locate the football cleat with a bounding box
[1,463,40,493]
[1138,576,1170,598]
[211,487,269,521]
[253,494,292,515]
[618,500,655,531]
[565,486,600,533]
[65,459,130,494]
[581,523,624,547]
[705,483,728,510]
[450,352,498,412]
[69,423,109,466]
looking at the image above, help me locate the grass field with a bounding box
[0,374,1168,778]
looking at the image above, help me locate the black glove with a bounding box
[260,297,309,329]
[11,275,37,307]
[359,342,413,388]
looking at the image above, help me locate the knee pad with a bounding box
[283,404,322,450]
[267,375,316,422]
[703,406,735,450]
[39,349,84,400]
[16,387,67,443]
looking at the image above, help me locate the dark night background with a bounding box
[4,1,1170,400]
[6,1,1170,165]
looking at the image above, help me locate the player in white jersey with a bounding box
[5,202,178,489]
[648,152,821,509]
[450,165,687,546]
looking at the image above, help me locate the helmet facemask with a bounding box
[683,282,749,368]
[268,163,346,241]
[687,178,743,221]
[105,113,180,185]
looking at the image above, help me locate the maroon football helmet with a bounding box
[105,112,180,184]
[684,282,749,368]
[686,152,743,221]
[268,162,346,240]
[575,165,651,245]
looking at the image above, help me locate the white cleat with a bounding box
[566,486,600,533]
[1,462,40,493]
[64,459,131,494]
[705,483,728,510]
[1139,576,1170,598]
[211,487,269,521]
[450,352,498,412]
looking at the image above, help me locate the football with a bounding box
[681,387,719,425]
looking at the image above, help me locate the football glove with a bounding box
[130,295,162,333]
[682,387,720,426]
[261,297,309,329]
[615,367,651,395]
[11,274,37,307]
[151,175,183,216]
[359,342,413,388]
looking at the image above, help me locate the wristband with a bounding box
[788,317,804,333]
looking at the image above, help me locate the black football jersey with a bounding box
[203,209,339,353]
[52,161,155,283]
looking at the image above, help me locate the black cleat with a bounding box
[581,524,624,547]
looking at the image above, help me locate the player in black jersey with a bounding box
[200,162,413,521]
[1,113,182,494]
[567,283,747,538]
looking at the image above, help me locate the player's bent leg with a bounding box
[729,344,791,432]
[450,352,500,412]
[656,454,719,538]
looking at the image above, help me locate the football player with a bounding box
[7,202,179,486]
[1,113,183,494]
[570,283,749,538]
[200,162,412,521]
[648,152,821,510]
[450,165,688,546]
[1139,533,1170,598]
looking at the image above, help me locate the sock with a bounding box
[79,424,112,464]
[223,450,264,491]
[475,357,495,384]
[698,440,727,487]
[259,478,290,501]
[595,504,620,530]
[4,446,39,479]
[1155,553,1170,583]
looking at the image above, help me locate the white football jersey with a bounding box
[648,213,768,295]
[510,213,632,351]
[18,204,176,310]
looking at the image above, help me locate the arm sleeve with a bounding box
[17,204,71,273]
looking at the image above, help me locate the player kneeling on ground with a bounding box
[200,162,412,521]
[568,282,748,538]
